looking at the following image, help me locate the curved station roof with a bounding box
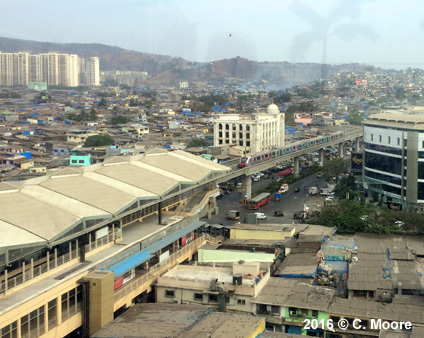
[0,149,230,251]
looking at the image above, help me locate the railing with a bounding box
[62,303,82,322]
[21,323,45,338]
[0,230,118,294]
[190,188,220,214]
[114,236,207,302]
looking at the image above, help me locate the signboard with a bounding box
[351,152,363,173]
[388,202,403,211]
[159,250,170,263]
[96,227,108,239]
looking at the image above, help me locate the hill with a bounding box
[0,36,372,88]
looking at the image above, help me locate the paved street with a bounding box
[208,171,329,226]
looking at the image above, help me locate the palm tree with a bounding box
[289,0,378,79]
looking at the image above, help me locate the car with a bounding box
[252,175,260,182]
[317,173,323,178]
[274,211,285,217]
[255,212,267,220]
[294,187,300,193]
[325,196,336,202]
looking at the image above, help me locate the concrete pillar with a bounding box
[356,137,360,151]
[22,261,26,283]
[4,269,7,292]
[293,157,300,178]
[57,295,62,325]
[86,270,114,336]
[242,174,252,200]
[54,248,57,268]
[30,258,34,279]
[319,150,324,167]
[339,142,344,158]
[47,251,50,271]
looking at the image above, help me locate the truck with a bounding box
[309,187,318,196]
[279,184,289,194]
[226,210,240,220]
[320,188,334,196]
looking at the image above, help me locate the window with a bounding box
[48,299,57,331]
[71,160,77,164]
[422,140,424,149]
[271,306,280,315]
[404,139,407,147]
[165,290,175,297]
[237,299,246,305]
[289,307,298,315]
[379,135,382,142]
[371,134,373,141]
[1,321,17,338]
[208,294,218,302]
[388,136,391,144]
[193,293,203,301]
[21,306,45,338]
[398,137,400,145]
[78,160,84,164]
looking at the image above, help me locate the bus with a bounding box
[248,193,271,209]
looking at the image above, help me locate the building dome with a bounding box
[267,103,279,114]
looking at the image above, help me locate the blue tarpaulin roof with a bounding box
[107,220,206,277]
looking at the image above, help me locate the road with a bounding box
[209,171,330,226]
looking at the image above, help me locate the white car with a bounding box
[252,175,261,182]
[255,212,267,220]
[325,196,336,202]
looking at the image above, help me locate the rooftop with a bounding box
[93,303,265,338]
[0,149,230,250]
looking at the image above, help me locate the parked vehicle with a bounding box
[252,175,261,182]
[226,210,240,220]
[294,187,300,193]
[255,212,267,220]
[325,196,336,202]
[320,188,334,196]
[279,167,293,178]
[309,187,318,196]
[317,172,323,178]
[274,192,282,201]
[274,211,285,217]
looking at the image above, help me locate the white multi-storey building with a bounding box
[0,52,100,87]
[213,103,285,154]
[363,113,424,211]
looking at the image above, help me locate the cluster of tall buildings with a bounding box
[0,52,100,87]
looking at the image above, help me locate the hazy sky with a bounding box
[2,0,424,69]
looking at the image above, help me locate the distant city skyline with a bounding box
[2,0,424,70]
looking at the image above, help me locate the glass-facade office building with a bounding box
[363,113,424,211]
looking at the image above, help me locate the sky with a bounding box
[2,0,424,70]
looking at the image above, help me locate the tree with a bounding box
[90,108,98,121]
[98,97,108,107]
[84,134,115,147]
[186,138,210,148]
[111,115,130,124]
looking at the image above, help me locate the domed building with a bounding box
[267,102,279,114]
[213,102,285,155]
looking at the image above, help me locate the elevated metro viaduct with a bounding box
[0,127,363,338]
